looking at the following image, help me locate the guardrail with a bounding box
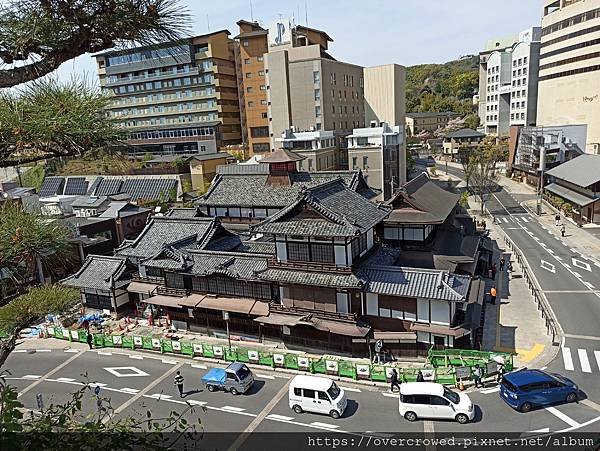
[43,327,512,386]
[496,225,561,345]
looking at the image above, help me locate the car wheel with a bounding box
[566,392,578,403]
[330,410,341,419]
[520,402,533,413]
[207,385,216,392]
[230,387,239,395]
[404,411,418,422]
[455,413,469,424]
[292,405,303,414]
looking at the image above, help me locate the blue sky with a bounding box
[53,0,543,84]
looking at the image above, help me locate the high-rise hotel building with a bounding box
[95,30,242,155]
[538,0,600,154]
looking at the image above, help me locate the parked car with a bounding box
[499,369,578,412]
[398,382,474,424]
[288,375,347,419]
[201,362,254,395]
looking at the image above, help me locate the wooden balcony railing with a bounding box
[268,258,353,274]
[131,274,165,285]
[270,302,358,322]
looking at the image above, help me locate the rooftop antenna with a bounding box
[305,0,308,26]
[250,0,254,22]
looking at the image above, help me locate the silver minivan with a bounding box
[288,375,347,419]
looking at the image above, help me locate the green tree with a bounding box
[0,0,190,167]
[463,114,480,130]
[470,138,505,214]
[0,202,71,286]
[19,165,46,190]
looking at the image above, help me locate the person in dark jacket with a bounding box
[390,369,401,392]
[174,371,185,398]
[416,370,425,382]
[86,331,93,350]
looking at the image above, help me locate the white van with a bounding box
[398,382,474,424]
[289,375,347,419]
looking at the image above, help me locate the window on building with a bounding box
[313,71,320,83]
[314,89,320,100]
[258,70,265,76]
[248,101,255,107]
[262,112,268,119]
[315,106,321,117]
[253,143,270,152]
[242,40,249,47]
[247,86,253,93]
[352,157,357,169]
[257,55,264,62]
[246,72,252,78]
[250,126,269,137]
[261,99,267,105]
[363,156,368,169]
[524,56,528,64]
[330,73,336,85]
[260,85,267,91]
[244,58,250,64]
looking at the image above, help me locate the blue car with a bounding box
[499,369,579,412]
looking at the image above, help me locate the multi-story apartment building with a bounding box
[347,122,405,200]
[363,64,406,128]
[277,129,338,172]
[538,0,600,154]
[95,30,242,155]
[234,20,270,156]
[405,112,461,136]
[265,19,365,152]
[482,27,541,136]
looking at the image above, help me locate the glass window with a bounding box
[443,388,460,404]
[294,387,302,396]
[303,389,316,398]
[430,396,450,406]
[318,391,329,401]
[327,382,340,400]
[313,71,320,83]
[244,58,250,64]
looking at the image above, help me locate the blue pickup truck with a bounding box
[201,362,255,395]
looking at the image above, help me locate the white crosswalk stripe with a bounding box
[562,347,574,371]
[503,217,509,223]
[513,217,520,223]
[521,217,529,223]
[595,351,600,373]
[578,349,592,373]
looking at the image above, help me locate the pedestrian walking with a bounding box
[499,257,505,272]
[489,286,497,305]
[491,262,497,280]
[86,331,93,350]
[174,371,185,398]
[390,369,401,392]
[473,365,483,388]
[561,224,566,237]
[507,260,513,273]
[496,365,505,384]
[555,213,561,226]
[416,370,425,382]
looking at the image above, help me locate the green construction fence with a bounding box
[44,326,513,385]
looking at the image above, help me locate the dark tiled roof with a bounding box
[61,255,130,291]
[203,235,275,254]
[116,217,219,260]
[257,268,363,288]
[164,207,202,218]
[71,195,109,209]
[198,170,374,208]
[63,177,89,196]
[39,177,65,197]
[445,128,485,139]
[186,250,269,280]
[359,266,470,301]
[385,173,459,224]
[254,179,390,237]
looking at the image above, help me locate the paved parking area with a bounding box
[3,346,600,438]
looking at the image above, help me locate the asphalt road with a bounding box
[444,165,600,407]
[3,347,600,441]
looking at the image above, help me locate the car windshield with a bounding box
[443,387,460,404]
[548,373,566,385]
[236,365,251,381]
[501,378,518,392]
[327,382,341,400]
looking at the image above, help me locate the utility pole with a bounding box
[536,127,545,216]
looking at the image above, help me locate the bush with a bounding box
[20,165,45,191]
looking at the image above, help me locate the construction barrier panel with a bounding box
[45,328,512,386]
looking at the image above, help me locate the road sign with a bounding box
[36,393,43,410]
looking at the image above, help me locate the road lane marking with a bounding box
[128,355,143,360]
[148,393,172,399]
[503,217,509,223]
[104,366,149,378]
[12,350,28,353]
[310,422,339,429]
[97,351,112,356]
[583,281,595,289]
[581,399,600,413]
[528,427,550,433]
[562,347,574,371]
[255,374,276,380]
[105,362,183,423]
[119,388,139,394]
[572,271,582,278]
[17,348,85,398]
[564,333,600,341]
[161,359,178,365]
[187,400,207,406]
[266,414,294,421]
[555,256,562,261]
[570,248,578,253]
[545,406,579,428]
[54,377,75,382]
[227,378,292,451]
[36,350,51,352]
[572,258,592,272]
[578,349,592,373]
[221,406,246,412]
[64,349,80,353]
[480,387,500,394]
[340,386,361,392]
[382,392,398,398]
[93,382,107,387]
[595,351,600,371]
[521,217,529,222]
[540,260,556,273]
[191,364,207,369]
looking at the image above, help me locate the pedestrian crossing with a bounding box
[561,347,600,374]
[497,216,530,223]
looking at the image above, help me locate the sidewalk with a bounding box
[468,193,556,369]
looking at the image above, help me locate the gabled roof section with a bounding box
[185,250,270,280]
[197,170,376,209]
[358,266,470,302]
[116,216,221,260]
[260,148,305,163]
[385,173,459,224]
[253,179,391,237]
[445,128,485,139]
[546,154,600,188]
[142,242,194,270]
[164,207,204,218]
[61,255,130,291]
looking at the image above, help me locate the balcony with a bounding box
[270,302,358,322]
[268,257,353,274]
[105,67,200,86]
[131,274,165,285]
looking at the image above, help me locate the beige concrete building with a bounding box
[405,112,461,136]
[347,123,405,200]
[363,64,406,127]
[95,30,242,155]
[265,20,365,151]
[538,0,600,154]
[277,129,337,172]
[442,128,485,156]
